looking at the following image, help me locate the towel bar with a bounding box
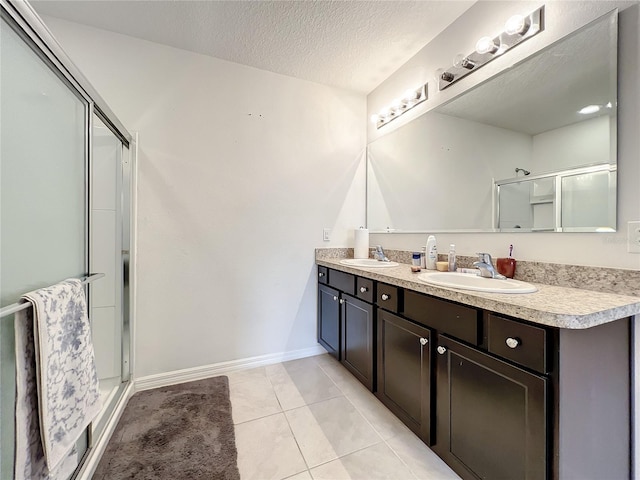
[0,273,105,318]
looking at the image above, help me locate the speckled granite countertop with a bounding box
[316,257,640,330]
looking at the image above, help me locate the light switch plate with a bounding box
[627,221,640,253]
[323,228,331,242]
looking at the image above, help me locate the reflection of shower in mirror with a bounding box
[515,168,531,176]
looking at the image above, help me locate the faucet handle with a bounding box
[476,253,493,264]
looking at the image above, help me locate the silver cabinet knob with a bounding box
[339,298,344,304]
[360,286,368,293]
[333,296,338,301]
[437,346,447,355]
[381,293,390,301]
[506,337,520,349]
[419,338,428,346]
[319,272,325,277]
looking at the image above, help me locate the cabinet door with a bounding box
[318,284,340,359]
[435,335,547,480]
[376,310,432,445]
[341,294,374,390]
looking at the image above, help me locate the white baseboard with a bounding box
[77,382,135,480]
[134,345,328,392]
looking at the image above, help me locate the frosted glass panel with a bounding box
[90,114,125,441]
[0,18,87,478]
[498,182,532,230]
[561,171,616,230]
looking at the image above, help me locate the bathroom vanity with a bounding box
[317,253,640,480]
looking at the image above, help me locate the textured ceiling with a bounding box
[31,0,474,94]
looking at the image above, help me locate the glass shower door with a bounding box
[89,114,131,439]
[0,15,88,478]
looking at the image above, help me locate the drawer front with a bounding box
[318,266,328,285]
[488,314,547,373]
[377,283,399,313]
[328,269,355,295]
[403,290,480,346]
[356,277,374,303]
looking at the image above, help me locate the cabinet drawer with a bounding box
[356,277,374,303]
[318,266,328,284]
[328,269,355,295]
[488,314,547,373]
[377,283,399,312]
[403,291,480,346]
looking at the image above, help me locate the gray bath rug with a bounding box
[93,376,240,480]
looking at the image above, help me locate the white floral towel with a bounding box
[15,279,101,479]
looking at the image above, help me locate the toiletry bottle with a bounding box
[448,244,457,272]
[426,235,437,270]
[420,247,426,269]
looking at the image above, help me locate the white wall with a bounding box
[368,112,531,231]
[532,115,611,173]
[367,1,640,270]
[43,17,366,378]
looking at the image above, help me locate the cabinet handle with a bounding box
[319,272,325,277]
[339,298,344,305]
[506,337,520,349]
[333,296,338,301]
[419,338,428,346]
[360,286,368,293]
[437,346,447,355]
[381,293,390,301]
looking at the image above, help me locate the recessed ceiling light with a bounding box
[578,105,601,115]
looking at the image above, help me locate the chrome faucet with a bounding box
[373,245,389,262]
[473,253,506,279]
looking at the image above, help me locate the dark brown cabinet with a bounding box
[376,310,432,444]
[317,264,630,480]
[434,335,548,480]
[317,284,340,359]
[341,294,374,390]
[317,267,375,389]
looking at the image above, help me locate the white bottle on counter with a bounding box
[448,244,457,272]
[426,235,437,270]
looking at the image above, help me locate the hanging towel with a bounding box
[15,279,101,479]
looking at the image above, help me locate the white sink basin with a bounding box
[340,259,400,268]
[417,272,537,294]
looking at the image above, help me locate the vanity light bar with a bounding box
[372,83,428,129]
[437,6,544,91]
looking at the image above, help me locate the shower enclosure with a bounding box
[0,1,135,477]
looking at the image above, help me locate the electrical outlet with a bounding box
[323,228,331,242]
[628,221,640,253]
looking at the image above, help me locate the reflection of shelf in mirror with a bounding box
[530,227,555,232]
[529,198,554,205]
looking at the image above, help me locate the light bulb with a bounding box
[380,108,391,119]
[403,89,419,103]
[476,36,499,55]
[505,14,529,36]
[370,114,380,124]
[391,98,404,113]
[453,54,465,68]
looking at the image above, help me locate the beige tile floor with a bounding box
[224,354,461,480]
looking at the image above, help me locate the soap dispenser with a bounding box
[426,235,437,270]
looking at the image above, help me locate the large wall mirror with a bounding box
[367,11,617,233]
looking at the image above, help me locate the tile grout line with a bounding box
[266,363,313,478]
[315,358,422,480]
[278,356,382,475]
[231,356,425,479]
